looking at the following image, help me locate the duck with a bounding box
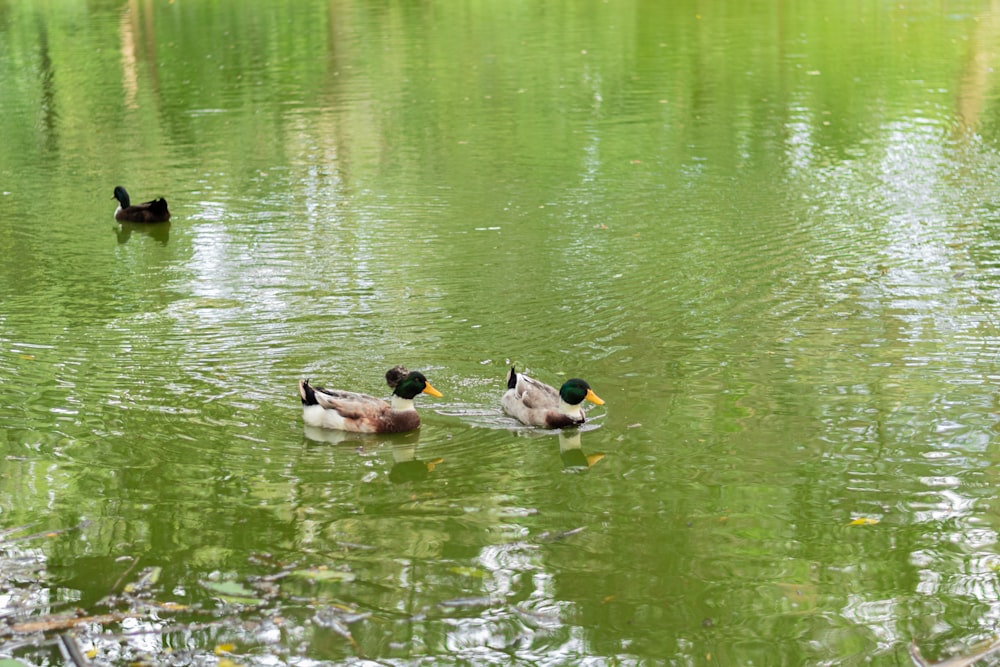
[501,366,605,429]
[112,186,171,223]
[298,369,442,433]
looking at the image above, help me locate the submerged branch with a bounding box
[58,633,92,667]
[910,637,1000,667]
[7,611,137,635]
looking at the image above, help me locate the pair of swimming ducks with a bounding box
[299,367,605,433]
[109,188,607,433]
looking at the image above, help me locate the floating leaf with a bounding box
[849,518,879,526]
[449,566,486,578]
[202,580,254,597]
[201,579,263,605]
[290,567,355,583]
[124,566,161,593]
[214,643,236,655]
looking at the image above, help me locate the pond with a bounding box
[3,0,1000,664]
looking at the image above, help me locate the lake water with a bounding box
[3,0,1000,664]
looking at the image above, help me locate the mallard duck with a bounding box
[112,186,171,222]
[298,369,442,433]
[501,366,605,429]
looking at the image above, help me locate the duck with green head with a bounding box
[298,368,443,433]
[501,366,605,429]
[112,186,171,223]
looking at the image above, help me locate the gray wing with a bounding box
[314,387,387,412]
[515,375,560,407]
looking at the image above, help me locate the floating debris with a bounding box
[535,526,586,543]
[437,596,493,610]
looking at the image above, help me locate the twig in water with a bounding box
[58,633,91,667]
[910,637,1000,667]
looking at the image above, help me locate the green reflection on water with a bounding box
[2,0,1000,664]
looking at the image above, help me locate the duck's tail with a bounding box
[506,366,518,390]
[299,379,318,405]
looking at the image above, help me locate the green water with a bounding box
[3,0,1000,664]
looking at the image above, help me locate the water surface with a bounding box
[3,0,1000,664]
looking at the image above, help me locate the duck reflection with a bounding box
[558,430,604,469]
[301,425,442,483]
[116,220,170,245]
[389,440,443,483]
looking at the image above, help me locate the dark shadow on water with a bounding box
[501,424,606,470]
[558,430,605,470]
[115,220,170,245]
[433,401,607,470]
[301,425,441,483]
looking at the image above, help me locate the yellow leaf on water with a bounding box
[849,517,879,526]
[214,643,236,655]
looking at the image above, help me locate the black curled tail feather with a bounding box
[299,379,318,405]
[506,366,518,390]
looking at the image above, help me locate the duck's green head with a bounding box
[560,378,605,406]
[393,371,443,400]
[112,186,130,207]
